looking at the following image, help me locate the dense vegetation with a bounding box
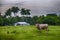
[0,13,60,26]
[0,25,60,40]
[0,7,60,26]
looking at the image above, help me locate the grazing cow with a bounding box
[35,23,48,32]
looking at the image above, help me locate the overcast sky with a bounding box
[0,0,60,16]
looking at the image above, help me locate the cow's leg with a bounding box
[45,27,49,34]
[47,27,49,31]
[46,28,48,31]
[39,27,42,33]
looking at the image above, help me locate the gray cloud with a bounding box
[0,0,60,16]
[0,0,3,7]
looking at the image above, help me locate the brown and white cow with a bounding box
[35,23,48,32]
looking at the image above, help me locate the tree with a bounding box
[3,17,18,26]
[0,17,4,26]
[10,17,18,25]
[37,15,60,25]
[5,8,11,16]
[21,8,31,16]
[5,7,19,17]
[0,12,1,16]
[42,17,56,25]
[21,8,31,22]
[32,16,38,24]
[21,8,26,15]
[11,7,19,13]
[47,13,57,17]
[25,9,31,15]
[11,7,20,17]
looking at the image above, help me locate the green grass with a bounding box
[0,25,60,40]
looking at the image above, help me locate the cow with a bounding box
[35,23,48,32]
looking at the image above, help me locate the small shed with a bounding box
[14,22,30,26]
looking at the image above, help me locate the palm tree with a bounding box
[5,7,19,17]
[25,9,31,17]
[20,8,31,22]
[5,8,11,17]
[21,8,31,17]
[20,8,26,15]
[26,9,31,15]
[11,7,19,16]
[11,7,19,13]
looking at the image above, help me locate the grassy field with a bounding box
[0,25,60,40]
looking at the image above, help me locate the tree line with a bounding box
[0,7,60,26]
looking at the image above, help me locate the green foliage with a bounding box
[47,14,57,17]
[5,8,11,16]
[0,17,4,26]
[25,9,31,15]
[36,15,60,25]
[5,7,19,17]
[21,8,31,15]
[1,7,60,26]
[0,12,1,15]
[26,17,35,25]
[11,7,19,13]
[0,15,60,26]
[21,8,26,15]
[10,17,18,25]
